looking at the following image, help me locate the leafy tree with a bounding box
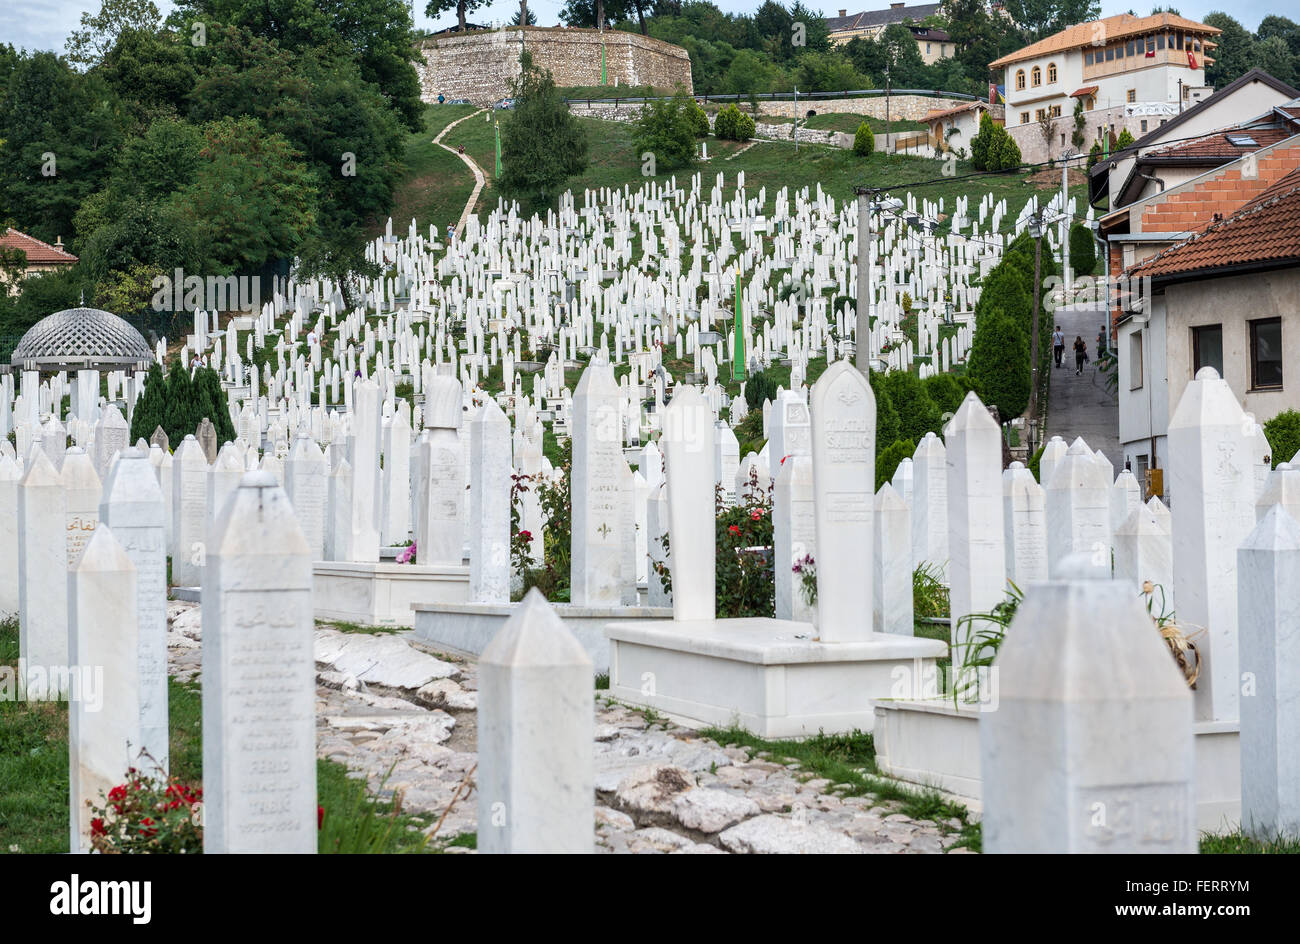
[1087,140,1102,170]
[1258,15,1300,56]
[66,0,161,67]
[192,365,237,444]
[1002,0,1100,41]
[792,50,866,92]
[172,116,318,273]
[722,48,784,96]
[1263,410,1300,469]
[883,370,941,445]
[500,51,590,211]
[942,0,1025,89]
[128,361,168,444]
[1069,222,1096,275]
[922,372,964,416]
[854,121,874,156]
[99,27,197,130]
[868,369,900,450]
[687,96,709,136]
[876,438,915,490]
[511,7,539,25]
[1203,13,1256,88]
[743,369,779,410]
[1116,127,1135,150]
[970,112,995,170]
[163,359,197,446]
[0,51,125,248]
[967,309,1030,422]
[713,103,754,140]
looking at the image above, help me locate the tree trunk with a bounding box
[597,0,605,30]
[458,0,467,31]
[635,0,647,34]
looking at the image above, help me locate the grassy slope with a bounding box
[379,103,480,240]
[445,115,1086,230]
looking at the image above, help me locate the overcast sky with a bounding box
[2,0,1277,57]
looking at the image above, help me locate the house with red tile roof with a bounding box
[1110,156,1300,481]
[0,228,78,294]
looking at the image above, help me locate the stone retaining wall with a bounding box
[418,27,692,106]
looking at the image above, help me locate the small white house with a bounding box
[923,101,1000,158]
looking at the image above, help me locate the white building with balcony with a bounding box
[990,12,1218,164]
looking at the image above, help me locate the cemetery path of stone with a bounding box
[435,109,487,237]
[1046,302,1122,469]
[165,602,960,854]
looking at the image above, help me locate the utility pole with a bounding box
[1061,155,1070,295]
[794,87,798,153]
[1028,210,1044,427]
[854,187,875,374]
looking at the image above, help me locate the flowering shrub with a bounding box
[396,541,417,564]
[793,554,817,606]
[510,439,572,602]
[86,767,203,854]
[653,472,775,618]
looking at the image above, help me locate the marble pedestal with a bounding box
[604,618,947,738]
[313,561,470,627]
[413,601,672,672]
[872,699,1241,833]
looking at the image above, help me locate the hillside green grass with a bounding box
[381,103,481,238]
[444,114,1087,232]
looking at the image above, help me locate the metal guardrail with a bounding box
[562,88,981,107]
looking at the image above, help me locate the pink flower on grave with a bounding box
[397,542,417,564]
[750,508,764,520]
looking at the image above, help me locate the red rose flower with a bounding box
[728,525,741,536]
[318,805,325,829]
[90,818,106,837]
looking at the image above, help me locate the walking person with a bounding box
[1073,335,1088,376]
[1053,325,1065,368]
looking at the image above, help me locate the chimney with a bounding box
[839,8,847,16]
[891,2,904,8]
[55,236,63,249]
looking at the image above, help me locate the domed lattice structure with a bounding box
[11,307,154,372]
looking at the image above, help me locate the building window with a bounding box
[1051,104,1061,117]
[1130,331,1144,389]
[1176,33,1184,50]
[1021,111,1030,124]
[1147,37,1156,54]
[1140,119,1148,132]
[1106,46,1115,61]
[1194,39,1201,52]
[927,43,932,54]
[1127,40,1136,56]
[1127,89,1136,103]
[1085,51,1094,65]
[1048,62,1058,83]
[1250,318,1283,389]
[1016,69,1026,90]
[941,44,946,55]
[1192,324,1224,377]
[1032,66,1042,86]
[1116,44,1124,59]
[1157,33,1165,50]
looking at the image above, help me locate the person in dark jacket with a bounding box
[1073,336,1088,375]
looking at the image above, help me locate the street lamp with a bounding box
[1027,209,1045,434]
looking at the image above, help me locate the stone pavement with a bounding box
[166,601,968,854]
[1046,301,1123,469]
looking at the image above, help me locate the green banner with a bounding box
[732,266,745,382]
[495,120,502,178]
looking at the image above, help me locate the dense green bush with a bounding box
[853,121,874,156]
[134,361,236,451]
[967,309,1030,422]
[1028,443,1045,482]
[743,370,779,411]
[687,96,710,137]
[714,104,755,141]
[882,370,942,446]
[1264,410,1300,469]
[1117,128,1135,150]
[876,438,915,490]
[633,88,697,171]
[922,372,965,417]
[1069,222,1097,275]
[500,51,590,212]
[869,370,900,451]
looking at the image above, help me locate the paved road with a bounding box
[1044,302,1124,469]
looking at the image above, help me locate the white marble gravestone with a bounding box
[18,449,68,698]
[1044,439,1110,577]
[477,589,593,854]
[61,447,101,567]
[469,398,511,603]
[945,393,1005,668]
[1168,367,1257,723]
[773,453,816,623]
[911,432,948,572]
[285,434,328,561]
[1238,505,1300,841]
[662,386,715,620]
[416,376,465,566]
[99,448,169,772]
[570,363,624,606]
[0,455,21,616]
[171,436,209,586]
[809,361,875,642]
[1002,461,1047,586]
[202,472,316,854]
[874,483,913,636]
[68,525,139,853]
[981,555,1196,853]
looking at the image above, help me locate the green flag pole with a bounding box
[733,265,745,382]
[601,42,607,86]
[495,120,502,178]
